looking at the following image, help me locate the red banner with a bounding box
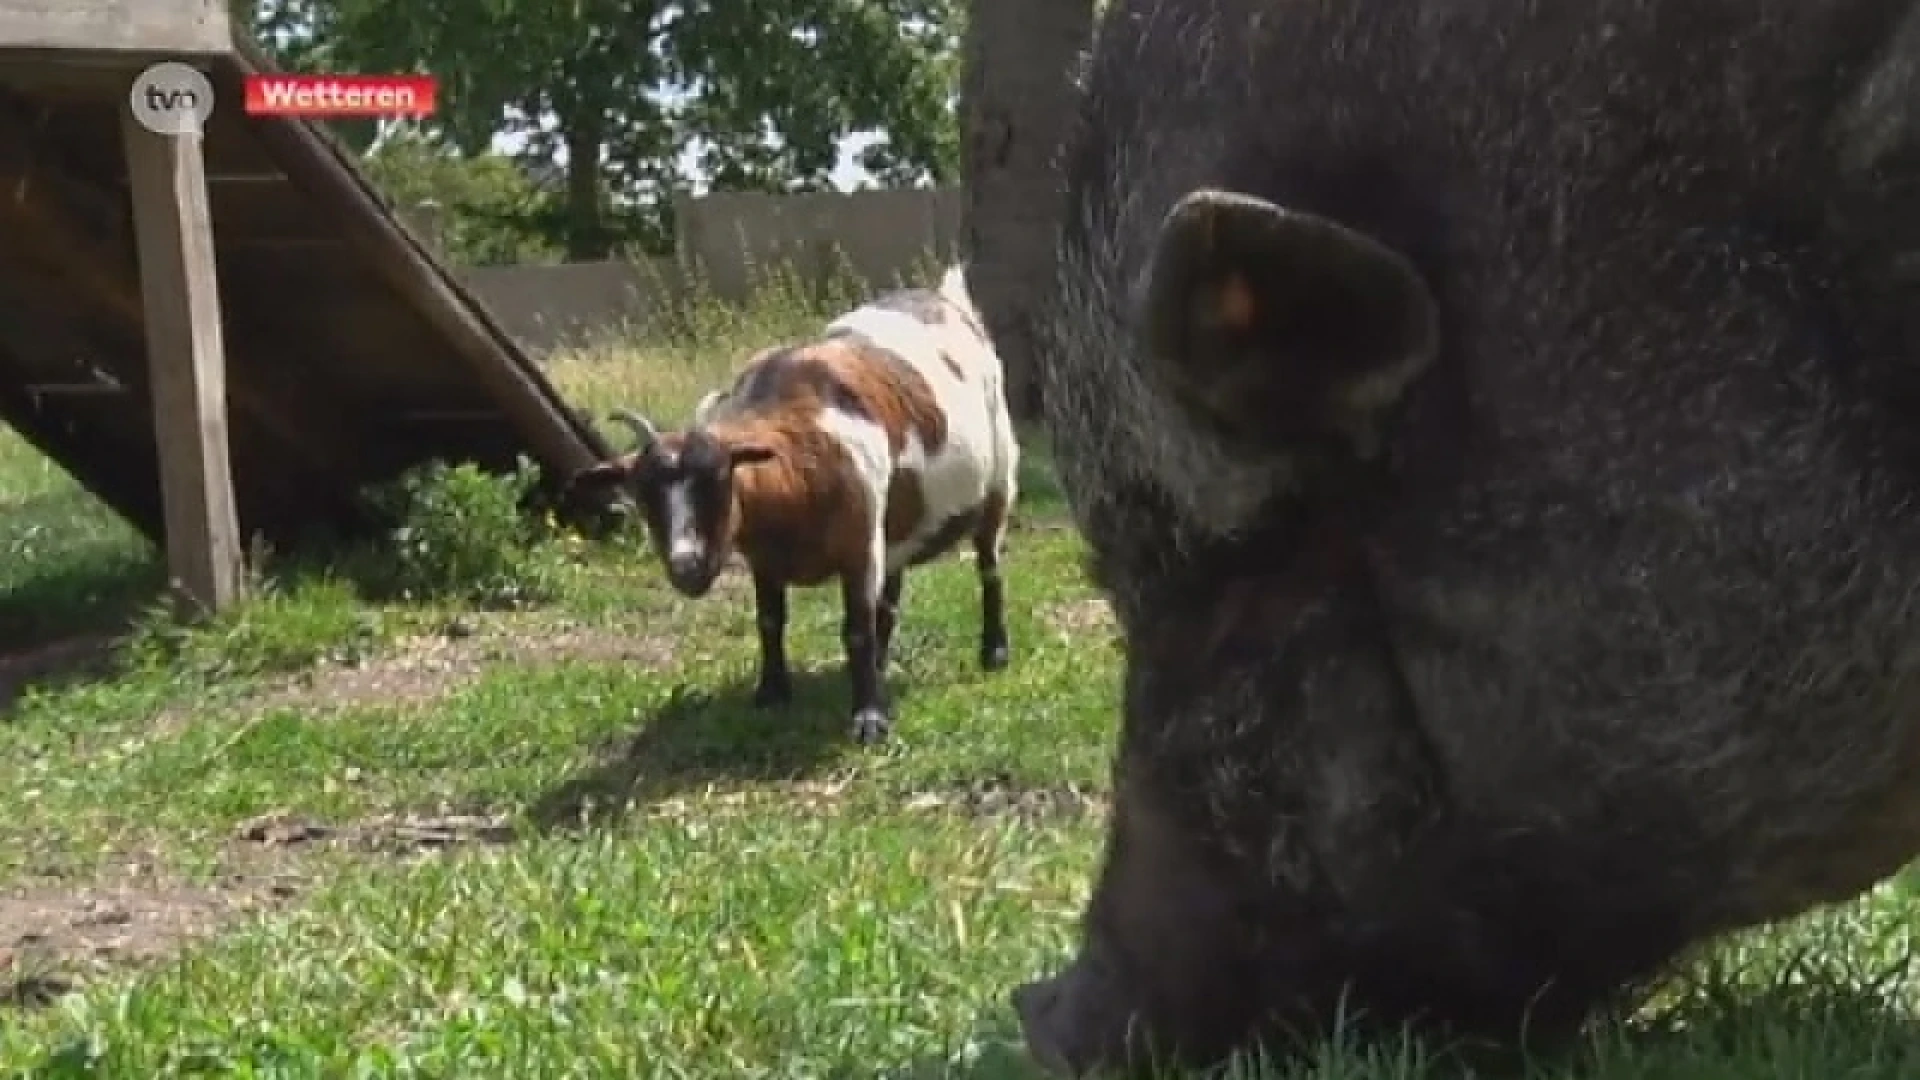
[243,75,437,118]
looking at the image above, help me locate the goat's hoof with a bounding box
[752,681,792,708]
[850,708,891,744]
[981,642,1010,671]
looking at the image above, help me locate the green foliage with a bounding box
[243,0,961,259]
[675,0,962,191]
[122,576,382,684]
[360,129,561,265]
[666,257,869,354]
[360,458,563,609]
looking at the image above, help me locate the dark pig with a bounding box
[1016,0,1920,1074]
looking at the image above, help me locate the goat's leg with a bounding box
[751,570,792,707]
[842,539,891,744]
[877,572,904,671]
[974,489,1012,671]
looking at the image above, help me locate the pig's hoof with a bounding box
[850,707,891,744]
[751,679,792,708]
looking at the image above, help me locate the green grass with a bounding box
[1,270,1918,1076]
[0,433,160,650]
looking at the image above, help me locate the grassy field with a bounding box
[1,279,1919,1078]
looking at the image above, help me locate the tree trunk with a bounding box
[562,112,612,260]
[959,0,1096,422]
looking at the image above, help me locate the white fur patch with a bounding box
[824,273,1022,573]
[664,481,703,561]
[815,405,893,595]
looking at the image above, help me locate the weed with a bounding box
[357,458,566,609]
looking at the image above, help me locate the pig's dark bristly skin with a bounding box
[1019,0,1920,1074]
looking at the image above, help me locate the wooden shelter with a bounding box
[0,0,612,613]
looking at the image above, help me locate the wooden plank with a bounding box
[208,247,469,383]
[0,96,132,189]
[222,46,613,481]
[19,382,127,395]
[0,176,142,324]
[202,174,337,242]
[0,0,229,56]
[0,360,166,542]
[0,57,140,97]
[0,103,375,496]
[196,100,287,177]
[0,79,282,185]
[397,409,507,422]
[121,108,242,614]
[0,106,380,548]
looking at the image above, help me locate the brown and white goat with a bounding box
[570,265,1020,743]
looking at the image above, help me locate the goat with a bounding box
[570,265,1020,743]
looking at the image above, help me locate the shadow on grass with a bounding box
[0,488,165,711]
[0,633,129,715]
[0,490,162,651]
[529,664,916,829]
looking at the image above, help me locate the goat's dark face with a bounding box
[573,426,775,599]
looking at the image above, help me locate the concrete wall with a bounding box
[448,187,961,355]
[676,187,961,301]
[457,258,682,355]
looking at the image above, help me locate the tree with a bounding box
[359,130,562,266]
[299,0,960,260]
[958,0,1095,420]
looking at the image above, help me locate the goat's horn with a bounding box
[608,408,659,449]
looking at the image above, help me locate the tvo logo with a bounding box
[129,62,214,135]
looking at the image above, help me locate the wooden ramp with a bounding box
[0,38,613,558]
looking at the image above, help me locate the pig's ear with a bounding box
[1135,188,1439,451]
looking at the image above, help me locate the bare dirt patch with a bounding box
[0,806,534,1008]
[0,855,302,1009]
[159,617,678,729]
[233,809,518,856]
[0,633,120,712]
[902,779,1109,823]
[506,623,678,668]
[1042,596,1116,640]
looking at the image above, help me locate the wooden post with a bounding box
[122,101,243,615]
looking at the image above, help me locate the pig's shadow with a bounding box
[529,664,914,830]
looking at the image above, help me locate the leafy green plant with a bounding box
[363,457,563,608]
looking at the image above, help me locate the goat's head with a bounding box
[569,408,775,598]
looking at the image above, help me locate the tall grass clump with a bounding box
[542,250,935,428]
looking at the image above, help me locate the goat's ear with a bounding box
[1135,188,1439,450]
[730,444,777,467]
